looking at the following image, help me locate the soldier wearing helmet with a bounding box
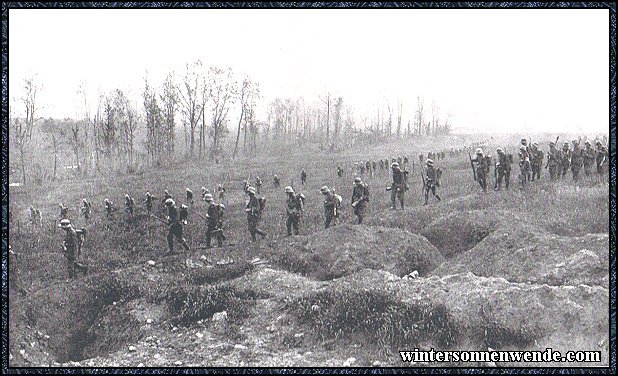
[494,148,512,191]
[58,219,88,279]
[144,191,154,215]
[570,140,584,181]
[125,193,135,215]
[162,190,173,205]
[217,184,225,201]
[546,141,560,181]
[164,198,190,254]
[186,188,194,205]
[529,142,544,182]
[351,177,370,224]
[470,148,489,193]
[321,185,340,229]
[301,169,307,186]
[337,165,344,178]
[285,186,304,236]
[595,140,608,176]
[273,174,281,188]
[246,187,267,241]
[518,145,531,188]
[104,198,114,218]
[255,176,263,194]
[204,193,226,248]
[390,162,406,209]
[560,141,572,180]
[424,159,442,205]
[81,198,92,220]
[58,203,69,221]
[582,140,596,177]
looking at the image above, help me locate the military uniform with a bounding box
[596,142,608,176]
[166,201,190,253]
[104,200,114,218]
[390,163,406,209]
[125,195,135,215]
[300,170,307,186]
[424,160,442,205]
[186,189,194,205]
[366,161,372,177]
[518,147,531,188]
[495,149,511,190]
[285,188,303,236]
[81,200,92,220]
[217,185,225,201]
[530,144,544,182]
[471,150,489,192]
[570,141,584,181]
[273,174,281,188]
[322,187,339,229]
[560,143,571,179]
[582,143,596,177]
[546,143,560,181]
[205,199,225,248]
[351,179,370,224]
[246,188,266,241]
[144,192,154,215]
[337,166,344,178]
[255,177,263,194]
[59,220,88,279]
[59,204,69,220]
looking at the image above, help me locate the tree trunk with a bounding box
[233,106,244,159]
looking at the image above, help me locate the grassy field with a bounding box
[8,134,610,367]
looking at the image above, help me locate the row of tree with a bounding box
[10,62,453,185]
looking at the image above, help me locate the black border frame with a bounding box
[1,2,615,374]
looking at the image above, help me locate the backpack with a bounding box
[297,193,306,211]
[258,197,267,213]
[179,205,189,223]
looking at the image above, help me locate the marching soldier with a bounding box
[359,162,366,176]
[320,185,340,229]
[125,194,135,215]
[351,177,370,224]
[389,162,406,209]
[58,219,88,279]
[570,140,584,181]
[494,148,512,191]
[144,191,154,215]
[470,148,489,193]
[301,169,307,186]
[518,145,531,188]
[204,194,225,248]
[58,203,69,220]
[530,143,544,182]
[217,184,226,201]
[560,141,572,179]
[583,141,596,177]
[164,198,190,254]
[104,199,114,218]
[365,160,372,177]
[28,205,43,226]
[379,159,385,172]
[546,142,560,181]
[255,176,263,194]
[423,159,442,205]
[337,165,344,178]
[595,140,608,176]
[285,186,304,236]
[418,153,424,166]
[201,186,210,201]
[372,160,377,173]
[273,174,281,188]
[81,199,92,220]
[186,188,194,205]
[246,187,267,241]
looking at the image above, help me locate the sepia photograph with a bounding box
[4,3,613,371]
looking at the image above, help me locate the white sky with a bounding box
[9,8,609,134]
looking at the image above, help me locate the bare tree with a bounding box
[208,66,236,160]
[161,72,178,156]
[234,77,250,159]
[177,61,204,157]
[11,117,31,185]
[415,96,425,136]
[22,76,40,142]
[396,100,403,139]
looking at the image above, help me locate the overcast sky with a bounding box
[9,8,609,134]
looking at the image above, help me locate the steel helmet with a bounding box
[496,148,503,154]
[58,219,72,229]
[426,159,434,165]
[320,185,330,194]
[165,198,175,207]
[354,177,362,184]
[203,193,213,202]
[247,187,256,195]
[391,162,400,169]
[284,186,294,194]
[476,148,483,155]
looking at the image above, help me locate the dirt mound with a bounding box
[419,210,503,258]
[289,269,609,366]
[432,224,609,286]
[268,224,446,280]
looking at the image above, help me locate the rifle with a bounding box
[545,136,560,169]
[195,212,209,221]
[151,214,168,225]
[468,152,477,182]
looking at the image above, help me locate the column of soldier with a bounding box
[469,138,609,193]
[24,136,608,281]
